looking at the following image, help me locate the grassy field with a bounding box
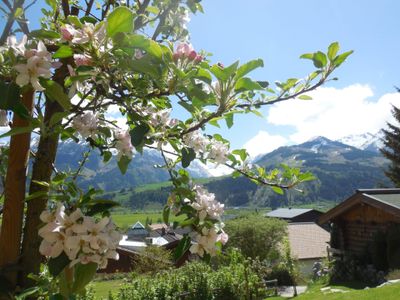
[111,211,186,230]
[91,279,126,299]
[110,207,269,231]
[268,282,400,300]
[90,280,400,299]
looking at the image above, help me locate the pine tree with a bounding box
[380,105,400,187]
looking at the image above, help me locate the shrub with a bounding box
[114,259,267,300]
[224,214,287,261]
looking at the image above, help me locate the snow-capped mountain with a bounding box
[337,132,383,153]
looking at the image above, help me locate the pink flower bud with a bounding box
[194,55,203,63]
[173,53,180,62]
[217,62,224,69]
[74,54,92,67]
[175,43,194,57]
[188,50,197,61]
[61,26,74,41]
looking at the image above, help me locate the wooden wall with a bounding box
[333,203,400,255]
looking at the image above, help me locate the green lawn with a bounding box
[268,282,400,300]
[90,280,400,299]
[91,279,126,299]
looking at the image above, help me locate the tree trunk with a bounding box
[19,63,68,286]
[0,89,34,288]
[18,99,63,287]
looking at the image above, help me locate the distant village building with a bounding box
[287,222,330,274]
[126,221,148,241]
[265,208,323,223]
[319,188,400,258]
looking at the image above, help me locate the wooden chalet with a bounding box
[318,189,400,256]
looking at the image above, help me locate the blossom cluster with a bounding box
[60,22,108,68]
[7,36,53,91]
[114,129,135,159]
[183,130,229,164]
[183,185,228,257]
[173,43,203,64]
[189,185,224,221]
[190,226,228,257]
[72,112,99,138]
[39,203,122,269]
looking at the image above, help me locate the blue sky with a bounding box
[2,0,400,158]
[187,0,400,156]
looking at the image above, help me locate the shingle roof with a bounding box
[266,208,312,219]
[288,223,329,260]
[319,189,400,224]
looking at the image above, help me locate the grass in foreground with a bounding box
[91,279,126,299]
[268,282,400,300]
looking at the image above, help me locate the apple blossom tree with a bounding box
[0,0,352,298]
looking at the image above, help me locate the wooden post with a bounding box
[0,89,34,287]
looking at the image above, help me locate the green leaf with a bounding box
[271,186,284,195]
[115,33,163,60]
[48,252,70,277]
[72,263,98,293]
[225,113,234,129]
[117,155,131,175]
[53,45,73,59]
[40,79,71,110]
[232,149,248,161]
[130,124,150,146]
[0,81,20,110]
[49,112,69,127]
[234,77,263,92]
[312,51,327,68]
[333,50,354,67]
[107,6,134,37]
[49,294,64,300]
[181,147,196,168]
[86,199,119,216]
[196,68,212,84]
[210,61,239,81]
[26,191,48,201]
[163,205,170,224]
[173,235,191,261]
[67,15,82,28]
[80,16,97,24]
[30,29,60,39]
[235,59,264,79]
[298,94,312,100]
[15,287,40,300]
[327,42,340,61]
[0,126,34,139]
[299,53,313,60]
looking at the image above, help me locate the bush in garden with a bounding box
[224,214,287,261]
[114,260,266,300]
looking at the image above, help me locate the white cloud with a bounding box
[267,84,400,143]
[243,130,288,159]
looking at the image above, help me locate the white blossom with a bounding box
[0,110,8,126]
[72,112,98,138]
[114,129,135,159]
[39,204,122,269]
[14,41,52,91]
[6,35,27,56]
[191,185,224,221]
[207,140,229,164]
[183,130,208,153]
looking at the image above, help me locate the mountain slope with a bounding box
[251,136,391,207]
[55,142,211,191]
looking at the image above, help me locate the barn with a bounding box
[318,188,400,267]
